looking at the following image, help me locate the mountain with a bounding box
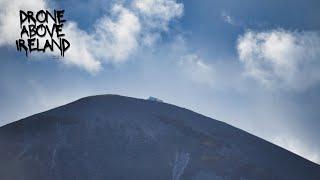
[0,95,319,180]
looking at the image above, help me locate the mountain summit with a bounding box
[0,95,319,179]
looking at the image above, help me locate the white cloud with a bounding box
[179,54,215,87]
[132,0,183,31]
[221,12,235,25]
[237,29,320,91]
[0,0,47,45]
[273,135,320,164]
[93,4,141,63]
[132,0,184,48]
[62,23,102,72]
[0,0,184,73]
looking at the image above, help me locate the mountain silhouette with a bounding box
[0,95,319,179]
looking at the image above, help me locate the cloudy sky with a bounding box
[1,0,320,164]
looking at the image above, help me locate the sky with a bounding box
[0,0,320,164]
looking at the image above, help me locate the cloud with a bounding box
[62,23,102,72]
[221,12,235,25]
[92,4,141,63]
[179,54,215,87]
[132,0,183,31]
[237,29,320,91]
[132,0,183,47]
[0,0,47,45]
[273,135,320,164]
[0,0,184,73]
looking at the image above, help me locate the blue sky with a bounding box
[1,0,320,164]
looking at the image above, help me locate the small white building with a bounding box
[147,96,163,103]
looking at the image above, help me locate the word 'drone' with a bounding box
[16,10,70,57]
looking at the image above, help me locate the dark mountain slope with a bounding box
[0,95,319,180]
